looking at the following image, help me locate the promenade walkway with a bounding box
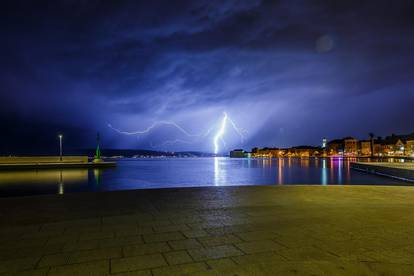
[1,185,414,275]
[351,162,414,182]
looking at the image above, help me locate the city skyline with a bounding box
[1,1,414,153]
[232,131,414,157]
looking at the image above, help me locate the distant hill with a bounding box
[77,149,217,158]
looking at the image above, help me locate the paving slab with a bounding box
[151,262,209,276]
[197,234,242,247]
[111,254,167,273]
[123,242,170,257]
[167,238,203,250]
[187,244,244,261]
[163,250,193,265]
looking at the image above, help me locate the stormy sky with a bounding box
[1,0,413,154]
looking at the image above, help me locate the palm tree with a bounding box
[369,132,375,157]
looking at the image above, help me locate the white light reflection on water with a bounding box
[58,171,64,194]
[278,158,283,184]
[214,157,227,186]
[337,158,342,183]
[322,159,327,185]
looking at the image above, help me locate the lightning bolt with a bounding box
[108,112,246,153]
[213,112,227,155]
[212,112,248,154]
[107,121,201,137]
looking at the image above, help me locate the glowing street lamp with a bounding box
[58,134,63,161]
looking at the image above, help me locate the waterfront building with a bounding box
[344,137,358,156]
[326,139,343,156]
[251,146,321,158]
[406,140,414,156]
[396,133,414,156]
[373,134,414,157]
[230,149,252,158]
[250,132,414,158]
[287,146,322,158]
[326,137,358,156]
[359,140,371,156]
[230,149,246,158]
[380,134,412,156]
[252,147,279,158]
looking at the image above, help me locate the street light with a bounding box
[58,134,63,161]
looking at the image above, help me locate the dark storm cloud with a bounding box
[1,0,414,152]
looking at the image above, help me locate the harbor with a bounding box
[0,158,409,198]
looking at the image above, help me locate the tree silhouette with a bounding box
[369,132,375,157]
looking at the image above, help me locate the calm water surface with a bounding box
[0,157,408,197]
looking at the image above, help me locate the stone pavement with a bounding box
[1,185,414,275]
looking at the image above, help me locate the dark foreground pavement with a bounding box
[1,185,414,275]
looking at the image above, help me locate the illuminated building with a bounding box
[251,147,279,158]
[380,134,412,156]
[249,132,414,158]
[359,140,372,156]
[287,146,321,157]
[251,146,321,158]
[343,137,358,156]
[229,149,251,158]
[326,137,358,156]
[406,140,414,156]
[326,139,343,156]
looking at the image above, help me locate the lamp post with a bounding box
[58,134,63,161]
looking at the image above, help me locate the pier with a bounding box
[0,156,116,170]
[351,162,414,182]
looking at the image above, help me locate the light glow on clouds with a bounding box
[108,111,246,153]
[1,0,414,152]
